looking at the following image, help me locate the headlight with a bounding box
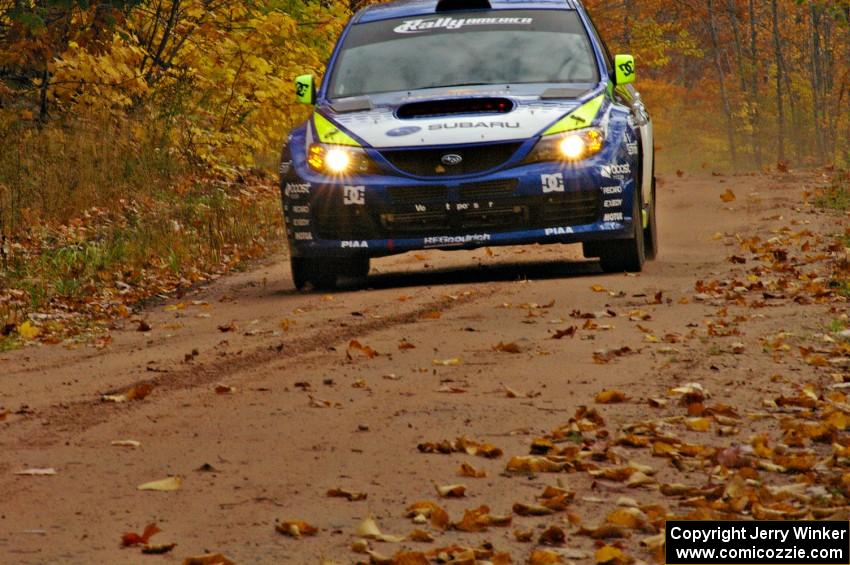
[525,127,605,164]
[308,143,378,175]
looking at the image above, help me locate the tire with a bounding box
[643,159,659,261]
[290,256,369,291]
[589,190,645,273]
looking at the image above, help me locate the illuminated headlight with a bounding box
[308,144,377,175]
[525,127,605,164]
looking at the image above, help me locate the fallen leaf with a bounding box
[420,311,442,320]
[142,543,176,555]
[458,463,486,478]
[408,529,434,543]
[356,517,404,542]
[529,549,565,564]
[432,358,461,366]
[435,483,467,498]
[552,326,578,340]
[398,340,416,350]
[182,553,236,565]
[217,322,237,333]
[596,390,628,404]
[685,417,712,432]
[406,501,450,530]
[348,339,379,359]
[539,525,566,546]
[506,456,565,473]
[122,523,161,546]
[14,468,57,476]
[720,189,736,203]
[596,544,632,565]
[327,487,367,501]
[17,320,40,340]
[513,502,554,516]
[493,341,522,354]
[591,285,607,293]
[111,440,141,448]
[501,384,519,398]
[137,476,182,491]
[276,519,318,538]
[214,384,236,394]
[102,383,153,403]
[453,505,511,532]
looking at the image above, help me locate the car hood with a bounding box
[322,87,596,149]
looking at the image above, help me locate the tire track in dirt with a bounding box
[10,285,503,445]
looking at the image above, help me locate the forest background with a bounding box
[0,0,848,345]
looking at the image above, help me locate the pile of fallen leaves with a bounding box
[0,176,281,349]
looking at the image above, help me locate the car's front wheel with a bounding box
[290,256,370,290]
[643,161,658,261]
[584,192,645,273]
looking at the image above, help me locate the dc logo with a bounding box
[343,185,365,206]
[541,173,565,193]
[618,61,635,77]
[295,82,309,97]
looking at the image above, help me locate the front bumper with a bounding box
[281,160,637,258]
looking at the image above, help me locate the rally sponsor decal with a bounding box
[343,185,366,206]
[284,182,310,197]
[541,173,565,193]
[603,212,624,222]
[394,16,533,34]
[545,227,574,236]
[603,199,623,208]
[341,241,369,248]
[600,163,631,179]
[428,121,520,131]
[424,234,491,247]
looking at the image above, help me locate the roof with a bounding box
[354,0,577,24]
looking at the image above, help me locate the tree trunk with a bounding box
[707,0,738,170]
[771,0,786,163]
[747,0,763,169]
[809,1,826,163]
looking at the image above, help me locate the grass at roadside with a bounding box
[815,170,850,211]
[0,113,284,349]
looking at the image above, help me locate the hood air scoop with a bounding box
[397,97,514,120]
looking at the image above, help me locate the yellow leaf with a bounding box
[720,189,736,203]
[685,417,712,432]
[18,321,40,340]
[137,476,183,491]
[596,544,630,564]
[596,390,628,404]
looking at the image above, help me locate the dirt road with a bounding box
[1,171,847,564]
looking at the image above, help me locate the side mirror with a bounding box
[295,74,316,104]
[614,54,636,86]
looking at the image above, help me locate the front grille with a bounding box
[380,142,522,177]
[387,185,448,205]
[313,190,599,240]
[381,211,450,235]
[540,192,599,225]
[459,179,519,201]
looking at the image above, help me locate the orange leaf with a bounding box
[122,523,160,546]
[596,390,627,404]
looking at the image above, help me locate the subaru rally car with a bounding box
[280,0,657,289]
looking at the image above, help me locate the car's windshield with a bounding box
[328,10,599,99]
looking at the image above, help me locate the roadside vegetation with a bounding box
[0,0,848,348]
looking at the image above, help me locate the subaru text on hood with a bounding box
[280,0,657,290]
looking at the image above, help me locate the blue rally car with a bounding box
[280,0,657,289]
